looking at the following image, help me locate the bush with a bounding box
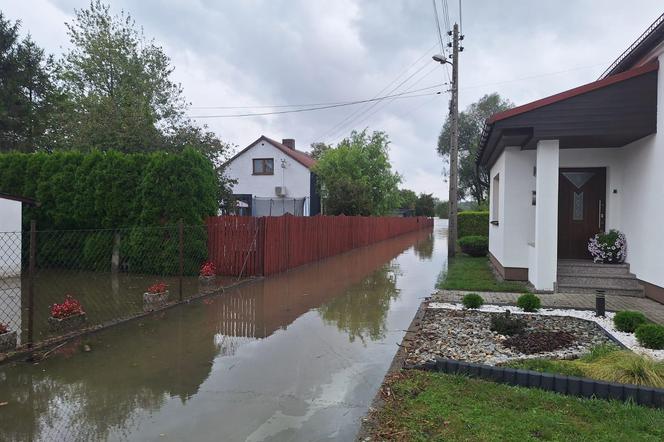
[458,235,488,257]
[462,293,484,309]
[635,324,664,349]
[490,311,525,335]
[458,211,489,237]
[517,293,541,312]
[613,311,647,333]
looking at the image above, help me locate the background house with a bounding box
[224,136,321,216]
[478,13,664,300]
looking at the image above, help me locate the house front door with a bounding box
[558,168,606,259]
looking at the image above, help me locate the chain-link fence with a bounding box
[0,222,244,354]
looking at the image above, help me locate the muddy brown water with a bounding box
[0,221,447,442]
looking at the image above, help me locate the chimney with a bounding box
[282,138,295,149]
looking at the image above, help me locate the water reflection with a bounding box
[0,227,437,441]
[319,263,400,343]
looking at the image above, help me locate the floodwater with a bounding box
[0,220,447,442]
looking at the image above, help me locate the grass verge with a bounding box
[368,370,664,441]
[437,255,528,292]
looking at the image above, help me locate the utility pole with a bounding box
[448,23,460,258]
[432,22,462,258]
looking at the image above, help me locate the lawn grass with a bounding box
[369,370,664,441]
[437,255,528,292]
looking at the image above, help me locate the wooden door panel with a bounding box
[557,168,606,259]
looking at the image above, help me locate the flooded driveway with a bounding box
[0,221,447,441]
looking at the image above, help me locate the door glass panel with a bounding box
[573,191,583,221]
[562,171,594,189]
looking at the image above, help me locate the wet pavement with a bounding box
[0,220,447,442]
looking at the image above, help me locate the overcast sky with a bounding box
[2,1,662,199]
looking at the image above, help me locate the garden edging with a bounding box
[415,357,664,408]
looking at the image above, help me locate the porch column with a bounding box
[533,140,559,291]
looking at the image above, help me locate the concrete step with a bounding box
[557,274,643,290]
[557,262,631,277]
[556,284,645,297]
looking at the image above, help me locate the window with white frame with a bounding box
[492,173,500,222]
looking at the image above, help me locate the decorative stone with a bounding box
[0,330,17,352]
[143,290,169,310]
[48,313,87,333]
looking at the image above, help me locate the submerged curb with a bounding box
[410,357,664,408]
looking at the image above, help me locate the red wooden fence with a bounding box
[206,215,432,277]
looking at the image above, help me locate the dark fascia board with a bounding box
[476,61,659,168]
[0,192,39,206]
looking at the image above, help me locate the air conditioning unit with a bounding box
[275,186,287,197]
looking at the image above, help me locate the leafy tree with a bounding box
[314,130,401,216]
[308,141,332,160]
[415,193,435,217]
[0,13,57,152]
[438,93,513,204]
[435,199,449,219]
[398,189,418,212]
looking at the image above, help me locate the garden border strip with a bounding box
[409,357,664,408]
[0,276,262,366]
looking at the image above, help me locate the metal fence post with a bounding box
[178,219,184,302]
[27,220,36,348]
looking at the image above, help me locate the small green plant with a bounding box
[517,293,541,312]
[580,343,620,362]
[613,311,647,333]
[461,293,484,309]
[458,235,488,257]
[635,324,664,349]
[490,310,525,336]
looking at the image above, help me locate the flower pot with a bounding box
[143,290,169,310]
[0,330,17,352]
[48,313,87,333]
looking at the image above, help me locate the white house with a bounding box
[478,13,664,301]
[224,136,321,216]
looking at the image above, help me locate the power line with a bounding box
[316,44,438,142]
[187,88,444,118]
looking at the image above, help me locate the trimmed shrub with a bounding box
[462,293,484,309]
[635,324,664,350]
[490,310,525,336]
[458,211,489,237]
[613,311,647,333]
[458,235,488,257]
[517,293,541,312]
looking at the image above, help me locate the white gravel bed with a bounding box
[428,302,664,360]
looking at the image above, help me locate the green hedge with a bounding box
[0,149,218,229]
[0,150,218,275]
[458,211,489,238]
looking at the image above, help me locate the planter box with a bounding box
[0,330,17,352]
[143,290,169,310]
[199,275,216,283]
[49,313,87,333]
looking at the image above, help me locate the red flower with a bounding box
[147,282,168,294]
[199,261,216,277]
[0,323,8,334]
[50,295,84,319]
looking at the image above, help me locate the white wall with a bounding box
[488,151,505,263]
[0,198,22,277]
[619,53,664,290]
[225,140,312,213]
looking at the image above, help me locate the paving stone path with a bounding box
[434,290,664,325]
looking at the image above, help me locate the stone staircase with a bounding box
[556,260,645,297]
